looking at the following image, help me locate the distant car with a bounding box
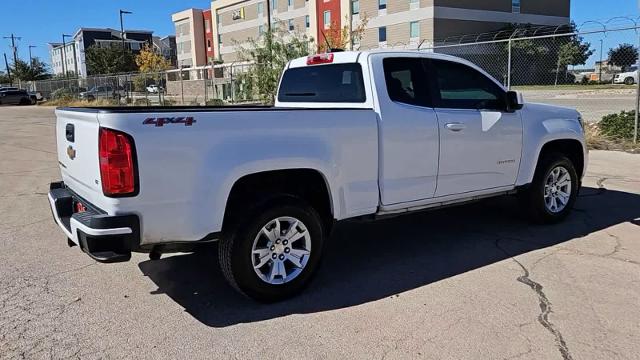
[613,67,638,85]
[146,84,163,93]
[79,86,125,101]
[0,89,36,105]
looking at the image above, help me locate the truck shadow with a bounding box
[138,186,640,328]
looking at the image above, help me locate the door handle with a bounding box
[445,123,466,132]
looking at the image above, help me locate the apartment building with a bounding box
[172,9,208,67]
[211,0,313,62]
[49,28,153,77]
[353,0,570,49]
[174,0,569,63]
[153,35,178,67]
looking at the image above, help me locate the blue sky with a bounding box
[0,0,638,67]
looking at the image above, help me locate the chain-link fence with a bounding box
[421,24,640,128]
[21,62,257,106]
[17,22,640,140]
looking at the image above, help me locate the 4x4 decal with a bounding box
[143,117,196,127]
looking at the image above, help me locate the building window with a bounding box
[288,19,294,31]
[205,19,211,32]
[410,21,419,38]
[352,0,359,14]
[288,0,293,7]
[323,10,331,29]
[257,2,264,14]
[207,39,212,48]
[512,0,520,13]
[378,26,387,42]
[305,15,310,28]
[259,25,265,34]
[272,0,277,10]
[378,0,386,10]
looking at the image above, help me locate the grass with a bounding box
[39,98,120,107]
[585,123,640,153]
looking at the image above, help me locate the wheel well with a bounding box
[537,139,584,178]
[222,169,334,232]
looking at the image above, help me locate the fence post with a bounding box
[635,40,639,143]
[180,64,185,105]
[507,39,512,90]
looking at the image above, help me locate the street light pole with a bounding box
[119,10,132,64]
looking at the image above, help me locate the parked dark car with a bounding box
[79,86,125,101]
[0,90,36,105]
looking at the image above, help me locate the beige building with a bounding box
[212,0,315,62]
[354,0,570,49]
[175,0,570,63]
[172,9,208,67]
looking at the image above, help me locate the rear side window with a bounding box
[431,59,506,110]
[383,57,431,107]
[278,63,366,103]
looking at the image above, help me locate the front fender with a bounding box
[517,110,586,186]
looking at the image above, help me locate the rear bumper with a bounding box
[48,181,140,263]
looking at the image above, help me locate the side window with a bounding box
[431,60,506,110]
[383,57,430,107]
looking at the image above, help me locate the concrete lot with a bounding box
[1,106,639,359]
[520,87,637,124]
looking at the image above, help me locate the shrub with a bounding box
[599,110,636,141]
[206,98,224,106]
[51,88,74,100]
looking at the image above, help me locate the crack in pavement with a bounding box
[495,239,574,360]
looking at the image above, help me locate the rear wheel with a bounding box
[520,153,578,224]
[218,196,324,302]
[624,77,635,85]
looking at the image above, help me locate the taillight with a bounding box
[306,53,334,65]
[99,127,137,196]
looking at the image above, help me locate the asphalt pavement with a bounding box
[1,106,639,359]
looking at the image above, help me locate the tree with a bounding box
[0,71,10,84]
[319,15,369,52]
[235,25,314,103]
[134,44,172,92]
[608,44,639,70]
[11,58,51,81]
[555,35,594,85]
[135,44,172,73]
[85,45,137,75]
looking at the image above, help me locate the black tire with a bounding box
[624,77,635,85]
[520,153,578,224]
[218,196,325,302]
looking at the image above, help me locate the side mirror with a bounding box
[506,91,524,112]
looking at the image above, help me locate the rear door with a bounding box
[428,59,523,197]
[370,54,440,205]
[55,109,103,202]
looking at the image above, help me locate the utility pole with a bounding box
[3,53,12,85]
[3,34,21,64]
[28,45,36,66]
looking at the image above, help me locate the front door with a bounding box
[428,59,523,197]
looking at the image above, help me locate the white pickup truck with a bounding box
[49,51,587,302]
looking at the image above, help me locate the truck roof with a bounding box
[287,49,476,69]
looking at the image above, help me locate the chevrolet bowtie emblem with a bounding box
[67,145,76,160]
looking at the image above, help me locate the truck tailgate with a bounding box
[55,109,103,204]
